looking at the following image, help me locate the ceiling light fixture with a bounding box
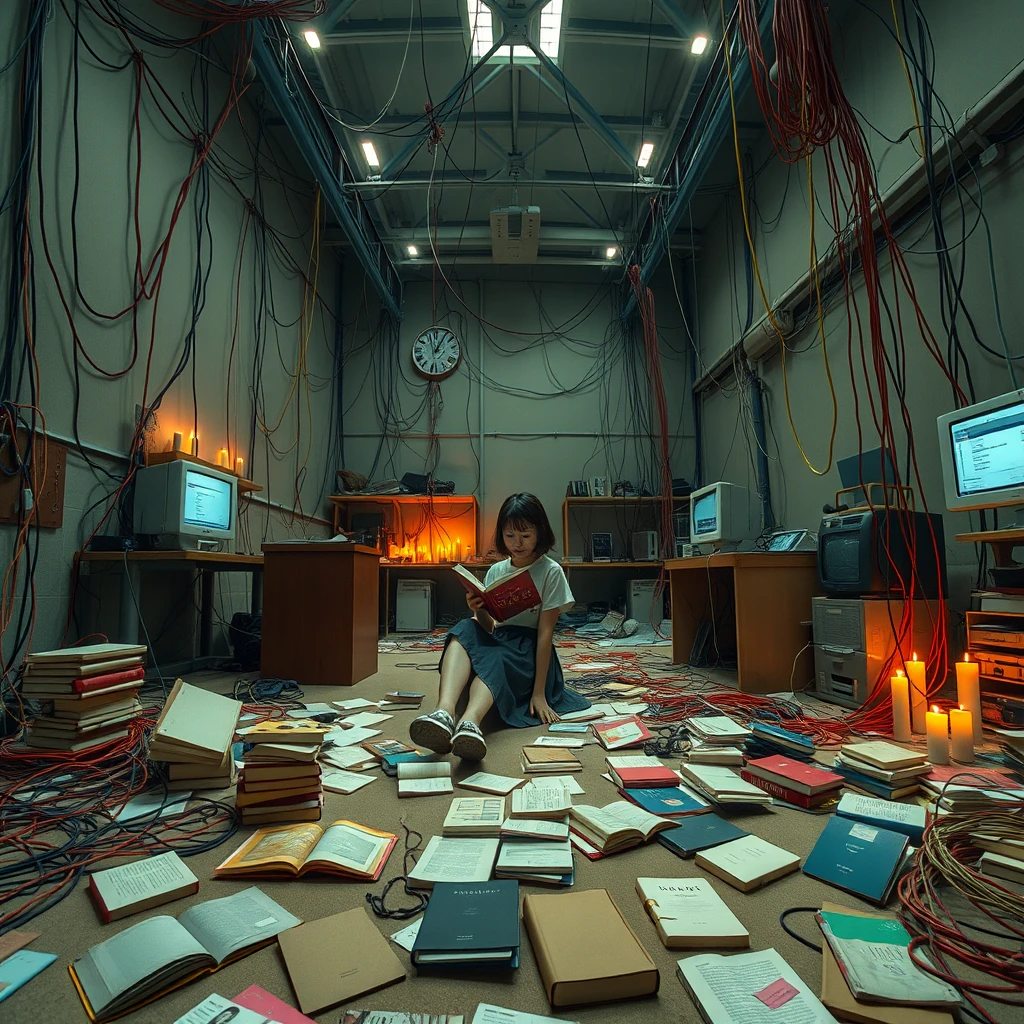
[637,142,654,168]
[691,34,708,55]
[407,245,419,257]
[303,30,321,49]
[605,246,617,260]
[361,140,380,168]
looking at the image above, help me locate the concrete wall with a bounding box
[688,0,1024,611]
[0,4,335,667]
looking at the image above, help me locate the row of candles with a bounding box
[171,432,244,477]
[890,653,982,765]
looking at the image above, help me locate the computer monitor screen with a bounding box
[184,469,232,530]
[692,490,718,537]
[948,400,1024,498]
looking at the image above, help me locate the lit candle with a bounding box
[925,705,949,766]
[218,448,229,468]
[236,456,244,476]
[949,706,974,763]
[955,653,983,742]
[907,652,927,734]
[189,432,199,457]
[172,431,183,451]
[890,670,911,742]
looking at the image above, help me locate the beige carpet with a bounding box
[7,653,868,1024]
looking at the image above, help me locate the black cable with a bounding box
[780,907,823,953]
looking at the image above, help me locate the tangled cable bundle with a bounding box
[898,805,1024,1021]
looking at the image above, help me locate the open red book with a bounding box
[453,563,541,622]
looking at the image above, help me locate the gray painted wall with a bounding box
[691,0,1024,611]
[0,4,334,667]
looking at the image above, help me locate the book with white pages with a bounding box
[531,736,587,748]
[688,745,745,766]
[443,796,506,836]
[511,785,572,819]
[472,1004,577,1024]
[399,776,454,797]
[407,837,500,889]
[398,760,454,797]
[569,800,675,853]
[558,708,605,723]
[636,877,749,949]
[322,768,376,794]
[459,772,525,795]
[524,774,584,795]
[496,839,574,875]
[695,835,800,892]
[320,746,377,771]
[501,818,569,841]
[684,716,751,744]
[324,725,382,748]
[341,711,392,728]
[679,764,773,805]
[88,851,199,923]
[677,948,839,1024]
[330,697,380,711]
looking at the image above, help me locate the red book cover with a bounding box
[739,770,836,809]
[71,666,146,693]
[233,985,319,1024]
[921,765,1013,788]
[592,716,653,751]
[607,762,678,787]
[452,563,542,622]
[745,755,844,796]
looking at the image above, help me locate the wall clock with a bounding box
[412,326,462,381]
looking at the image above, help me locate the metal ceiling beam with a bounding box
[564,19,685,47]
[316,0,363,33]
[648,0,700,39]
[249,23,402,320]
[323,17,463,45]
[369,109,660,130]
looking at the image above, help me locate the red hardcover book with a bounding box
[739,770,837,809]
[72,666,146,694]
[592,716,653,751]
[452,563,542,622]
[744,756,844,796]
[606,759,679,788]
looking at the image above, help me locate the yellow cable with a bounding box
[890,0,927,157]
[720,0,837,476]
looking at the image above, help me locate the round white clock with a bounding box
[412,326,462,381]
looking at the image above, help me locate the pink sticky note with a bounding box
[754,977,800,1009]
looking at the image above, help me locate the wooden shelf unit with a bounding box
[144,449,262,494]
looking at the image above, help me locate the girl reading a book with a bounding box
[410,493,590,760]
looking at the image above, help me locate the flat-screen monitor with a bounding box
[134,461,237,550]
[688,481,759,547]
[937,389,1024,513]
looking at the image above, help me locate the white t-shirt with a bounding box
[483,555,575,629]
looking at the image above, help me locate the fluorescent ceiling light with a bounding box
[467,0,561,61]
[303,30,321,50]
[691,34,708,55]
[605,246,617,260]
[361,140,380,168]
[406,245,419,257]
[637,142,655,168]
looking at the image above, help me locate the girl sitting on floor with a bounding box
[409,492,591,761]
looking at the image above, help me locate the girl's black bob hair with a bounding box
[494,493,556,556]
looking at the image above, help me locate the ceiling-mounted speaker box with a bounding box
[490,205,541,263]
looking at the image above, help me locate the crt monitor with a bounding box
[689,481,759,548]
[937,388,1024,522]
[133,461,237,551]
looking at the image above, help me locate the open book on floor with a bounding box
[88,851,199,923]
[568,800,676,856]
[452,563,541,621]
[69,887,301,1023]
[214,820,397,881]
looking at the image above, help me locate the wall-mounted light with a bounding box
[605,246,618,260]
[637,142,655,168]
[303,30,321,49]
[691,34,708,55]
[361,140,380,168]
[407,245,419,257]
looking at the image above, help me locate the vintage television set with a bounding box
[133,461,237,552]
[688,481,759,551]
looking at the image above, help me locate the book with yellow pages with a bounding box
[214,820,397,881]
[69,887,300,1023]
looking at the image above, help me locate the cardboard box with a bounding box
[522,888,659,1007]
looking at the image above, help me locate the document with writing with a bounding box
[407,837,500,888]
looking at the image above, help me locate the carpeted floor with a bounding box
[10,652,872,1024]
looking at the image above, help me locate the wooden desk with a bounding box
[664,552,820,693]
[79,550,264,662]
[261,542,380,686]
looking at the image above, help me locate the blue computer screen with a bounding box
[692,491,718,536]
[183,470,232,530]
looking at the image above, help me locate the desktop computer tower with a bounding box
[395,580,435,632]
[811,596,940,709]
[631,531,660,561]
[627,579,661,628]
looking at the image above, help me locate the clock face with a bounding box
[412,326,461,380]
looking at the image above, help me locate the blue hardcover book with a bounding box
[743,739,815,763]
[381,751,436,777]
[0,949,58,1003]
[831,765,904,800]
[751,721,815,753]
[657,814,750,858]
[412,880,520,969]
[620,785,711,818]
[802,815,909,905]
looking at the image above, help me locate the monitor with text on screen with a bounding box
[688,481,759,550]
[938,389,1024,523]
[134,461,237,551]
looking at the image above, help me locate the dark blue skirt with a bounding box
[442,618,591,728]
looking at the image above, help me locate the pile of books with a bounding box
[832,739,931,800]
[521,746,582,775]
[920,764,1024,812]
[235,719,329,825]
[741,755,844,811]
[974,830,1024,887]
[678,763,772,806]
[442,796,505,837]
[684,714,751,747]
[743,721,816,762]
[495,836,574,886]
[686,743,743,766]
[148,680,240,791]
[21,643,147,752]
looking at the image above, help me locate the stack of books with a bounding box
[521,746,582,775]
[678,763,773,806]
[919,764,1024,812]
[148,680,240,790]
[21,643,147,752]
[741,755,844,811]
[235,719,329,824]
[442,797,505,837]
[744,721,817,762]
[495,838,574,886]
[684,715,751,747]
[605,754,678,789]
[832,740,931,800]
[975,832,1024,887]
[687,744,744,766]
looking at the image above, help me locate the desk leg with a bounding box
[200,570,215,658]
[669,569,708,666]
[250,567,264,616]
[119,562,143,645]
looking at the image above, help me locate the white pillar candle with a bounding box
[907,653,927,734]
[172,431,183,451]
[926,705,949,766]
[955,654,983,743]
[949,707,974,763]
[890,670,911,742]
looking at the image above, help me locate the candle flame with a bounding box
[912,651,918,661]
[964,652,970,663]
[931,705,940,714]
[896,669,904,677]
